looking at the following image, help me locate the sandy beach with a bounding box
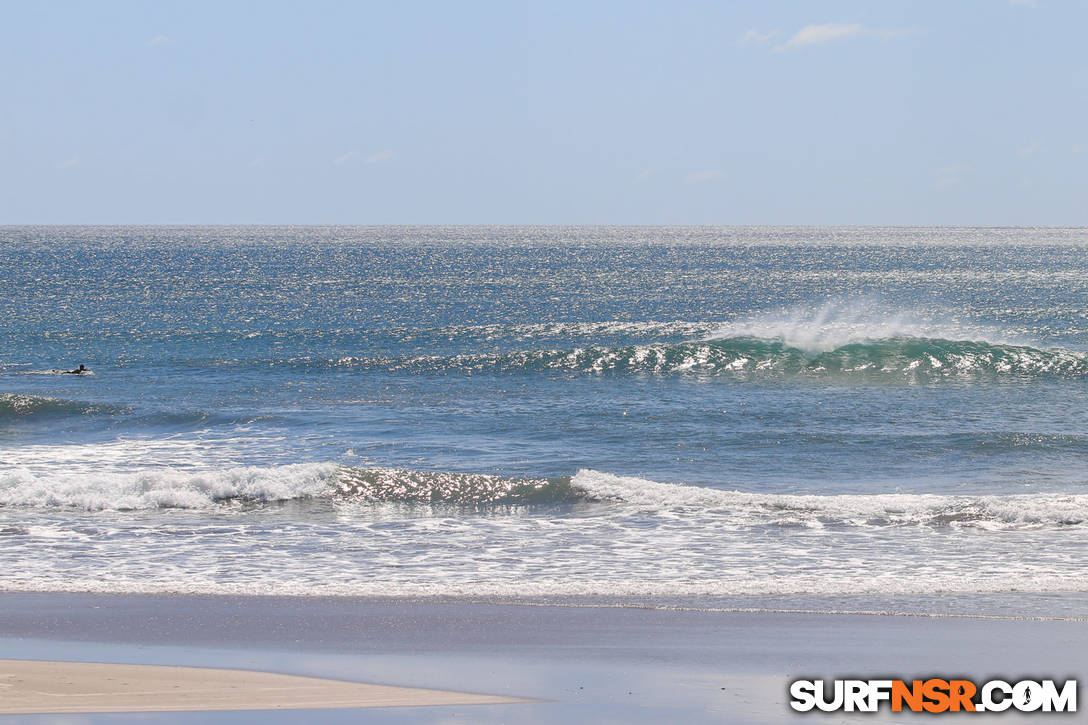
[0,659,524,714]
[6,0,1088,718]
[0,593,1084,723]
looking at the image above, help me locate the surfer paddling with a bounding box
[63,364,89,375]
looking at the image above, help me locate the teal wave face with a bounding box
[0,394,264,433]
[0,393,127,421]
[333,467,575,505]
[314,336,1088,380]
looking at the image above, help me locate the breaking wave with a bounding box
[569,470,1088,530]
[1,464,1084,531]
[317,336,1088,380]
[0,463,340,510]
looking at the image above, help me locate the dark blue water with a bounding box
[1,226,1086,602]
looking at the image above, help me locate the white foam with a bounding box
[2,468,1085,599]
[704,298,1023,353]
[570,469,1088,530]
[0,463,338,510]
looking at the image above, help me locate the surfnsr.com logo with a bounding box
[789,678,1077,713]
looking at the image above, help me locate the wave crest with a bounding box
[1,464,1085,531]
[571,470,1088,530]
[0,463,338,510]
[0,464,566,510]
[325,336,1088,380]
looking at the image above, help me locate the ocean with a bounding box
[2,226,1087,613]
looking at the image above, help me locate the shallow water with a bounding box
[2,226,1087,607]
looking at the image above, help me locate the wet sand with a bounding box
[0,659,524,714]
[0,593,1084,723]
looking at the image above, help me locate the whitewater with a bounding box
[2,226,1087,613]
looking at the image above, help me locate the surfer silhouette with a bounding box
[63,364,88,374]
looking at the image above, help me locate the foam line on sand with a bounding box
[0,659,528,714]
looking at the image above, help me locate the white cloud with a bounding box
[365,150,394,164]
[686,170,723,184]
[333,152,354,166]
[633,169,652,183]
[778,23,864,50]
[1073,143,1087,154]
[55,156,80,169]
[773,23,915,51]
[739,29,779,46]
[1018,140,1041,157]
[147,35,169,47]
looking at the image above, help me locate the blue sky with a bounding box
[2,0,1086,224]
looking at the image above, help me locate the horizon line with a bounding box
[3,223,1087,230]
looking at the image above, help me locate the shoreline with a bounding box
[1,588,1085,620]
[1,592,1084,722]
